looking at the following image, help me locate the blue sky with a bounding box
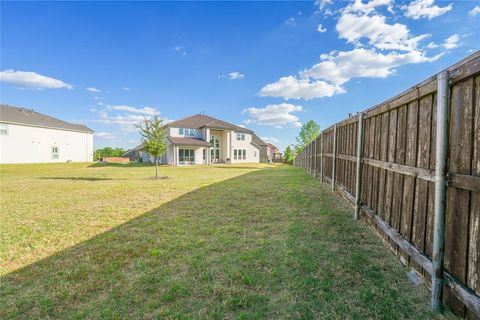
[1,0,479,151]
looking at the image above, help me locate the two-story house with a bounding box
[126,114,264,165]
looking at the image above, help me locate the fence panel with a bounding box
[294,51,480,318]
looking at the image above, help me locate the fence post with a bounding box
[432,70,449,313]
[314,137,317,177]
[354,112,365,220]
[332,123,337,191]
[320,131,323,182]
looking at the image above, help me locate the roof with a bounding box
[167,136,212,147]
[167,114,252,133]
[252,134,268,146]
[0,104,93,133]
[267,143,279,150]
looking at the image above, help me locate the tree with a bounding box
[94,147,126,161]
[283,145,294,164]
[136,116,167,179]
[296,120,320,151]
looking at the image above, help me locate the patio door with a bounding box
[210,136,220,163]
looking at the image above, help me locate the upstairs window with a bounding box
[52,146,59,159]
[236,133,245,141]
[179,128,196,136]
[0,123,8,135]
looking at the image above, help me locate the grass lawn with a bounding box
[1,163,444,319]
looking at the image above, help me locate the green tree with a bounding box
[136,116,167,179]
[283,145,294,164]
[94,147,126,161]
[296,120,320,151]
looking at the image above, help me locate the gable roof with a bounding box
[0,104,93,133]
[252,134,268,146]
[167,136,212,146]
[167,114,252,133]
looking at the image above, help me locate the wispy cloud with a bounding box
[86,87,101,93]
[218,71,245,80]
[121,86,130,91]
[317,24,327,33]
[260,136,279,144]
[108,105,159,116]
[94,132,115,140]
[174,46,187,56]
[469,6,480,17]
[0,69,73,89]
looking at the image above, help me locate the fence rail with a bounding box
[294,51,480,318]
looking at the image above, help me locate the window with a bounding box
[236,133,245,141]
[179,148,195,163]
[254,151,257,157]
[0,123,8,135]
[233,149,246,160]
[180,128,196,136]
[52,146,59,159]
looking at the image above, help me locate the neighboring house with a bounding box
[252,135,269,163]
[0,104,94,164]
[125,114,261,165]
[267,143,283,163]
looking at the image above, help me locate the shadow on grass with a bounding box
[39,177,123,181]
[88,162,158,168]
[0,166,434,319]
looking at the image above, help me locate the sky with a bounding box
[1,0,479,151]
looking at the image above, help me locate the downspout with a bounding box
[432,70,449,313]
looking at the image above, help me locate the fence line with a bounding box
[294,51,480,318]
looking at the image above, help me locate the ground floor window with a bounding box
[233,149,246,160]
[52,146,59,159]
[179,148,195,163]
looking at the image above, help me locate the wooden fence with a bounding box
[294,51,480,318]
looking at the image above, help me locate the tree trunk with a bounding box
[155,157,158,179]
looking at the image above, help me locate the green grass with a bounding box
[0,163,442,319]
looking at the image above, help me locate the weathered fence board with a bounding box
[294,51,480,318]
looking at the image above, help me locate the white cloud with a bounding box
[121,86,130,91]
[469,6,480,16]
[260,136,279,144]
[443,34,460,49]
[0,69,73,89]
[94,132,115,140]
[315,0,333,10]
[94,96,103,100]
[301,48,441,86]
[108,105,159,116]
[97,102,105,106]
[228,72,244,80]
[336,11,430,51]
[317,24,327,33]
[86,87,101,93]
[402,0,452,20]
[259,76,345,100]
[258,0,444,100]
[219,71,245,80]
[242,103,302,128]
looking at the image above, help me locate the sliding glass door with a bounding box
[179,148,195,165]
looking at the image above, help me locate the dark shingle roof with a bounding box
[167,114,252,133]
[0,104,93,133]
[167,136,212,147]
[252,134,268,146]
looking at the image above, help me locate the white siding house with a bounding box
[0,105,94,164]
[125,114,266,165]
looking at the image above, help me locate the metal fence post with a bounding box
[320,131,323,182]
[332,123,337,191]
[432,70,449,313]
[354,112,365,220]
